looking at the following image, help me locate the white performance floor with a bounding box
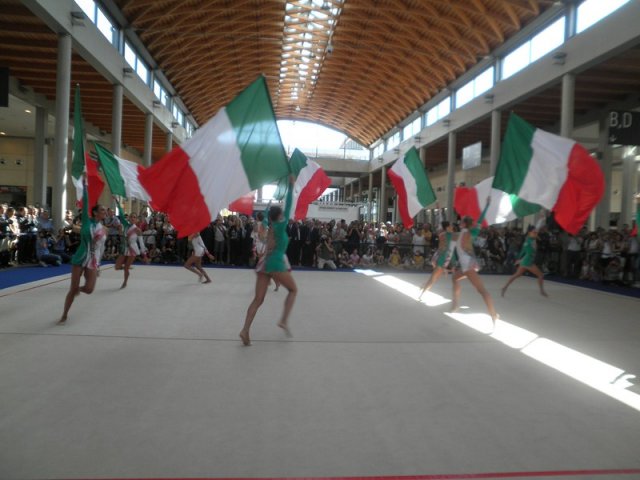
[1,266,640,480]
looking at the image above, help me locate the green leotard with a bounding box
[436,231,453,268]
[518,236,536,268]
[265,186,293,273]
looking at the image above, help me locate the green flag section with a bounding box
[288,149,331,220]
[138,76,290,237]
[70,178,91,267]
[455,176,541,227]
[493,113,604,234]
[387,147,436,228]
[71,86,86,204]
[94,143,149,201]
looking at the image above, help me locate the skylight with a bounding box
[275,1,343,114]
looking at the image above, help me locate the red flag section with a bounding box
[78,153,105,210]
[229,191,255,215]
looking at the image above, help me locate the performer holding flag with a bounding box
[501,222,548,298]
[451,197,499,326]
[240,175,297,346]
[59,86,107,324]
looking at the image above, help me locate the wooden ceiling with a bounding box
[116,0,554,145]
[0,0,169,161]
[2,0,640,170]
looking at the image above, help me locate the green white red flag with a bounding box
[493,113,604,234]
[139,76,290,237]
[387,147,436,228]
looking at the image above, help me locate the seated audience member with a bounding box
[388,247,402,268]
[36,230,62,267]
[338,251,353,269]
[361,247,374,266]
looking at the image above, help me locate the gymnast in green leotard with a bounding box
[501,225,548,298]
[419,220,454,299]
[240,176,297,346]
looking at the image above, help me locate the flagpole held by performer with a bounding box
[58,194,107,324]
[451,196,499,325]
[240,175,297,346]
[501,224,548,298]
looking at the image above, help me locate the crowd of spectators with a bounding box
[1,202,638,288]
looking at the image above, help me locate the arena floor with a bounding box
[1,265,640,480]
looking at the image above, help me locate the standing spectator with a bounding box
[566,234,583,278]
[346,221,362,254]
[287,219,301,266]
[212,218,226,264]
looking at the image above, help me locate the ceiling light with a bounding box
[295,106,301,112]
[24,109,32,114]
[0,131,6,135]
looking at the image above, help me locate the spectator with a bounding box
[36,230,62,267]
[316,235,337,270]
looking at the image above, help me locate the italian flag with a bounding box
[289,148,331,220]
[94,143,150,202]
[455,176,540,227]
[71,86,104,209]
[139,76,290,236]
[387,146,436,228]
[493,113,604,234]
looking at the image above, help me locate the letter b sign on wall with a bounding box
[609,110,640,146]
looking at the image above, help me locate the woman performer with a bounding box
[419,220,455,299]
[58,203,107,324]
[184,232,214,283]
[451,197,499,325]
[120,213,141,289]
[501,225,548,298]
[255,208,280,292]
[240,176,297,346]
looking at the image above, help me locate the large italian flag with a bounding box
[493,113,604,234]
[455,176,540,227]
[387,147,436,228]
[94,143,149,202]
[139,76,290,236]
[70,86,104,209]
[289,148,331,220]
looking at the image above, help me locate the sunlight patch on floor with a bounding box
[359,270,640,413]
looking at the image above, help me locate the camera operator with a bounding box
[36,229,63,267]
[316,234,337,270]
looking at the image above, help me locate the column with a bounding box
[367,172,373,222]
[358,177,362,199]
[112,84,123,156]
[143,113,153,167]
[33,106,48,207]
[489,110,501,176]
[595,115,612,229]
[379,166,387,224]
[53,33,72,230]
[620,147,637,227]
[165,131,173,152]
[560,74,575,138]
[257,187,263,203]
[446,132,456,213]
[349,182,353,201]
